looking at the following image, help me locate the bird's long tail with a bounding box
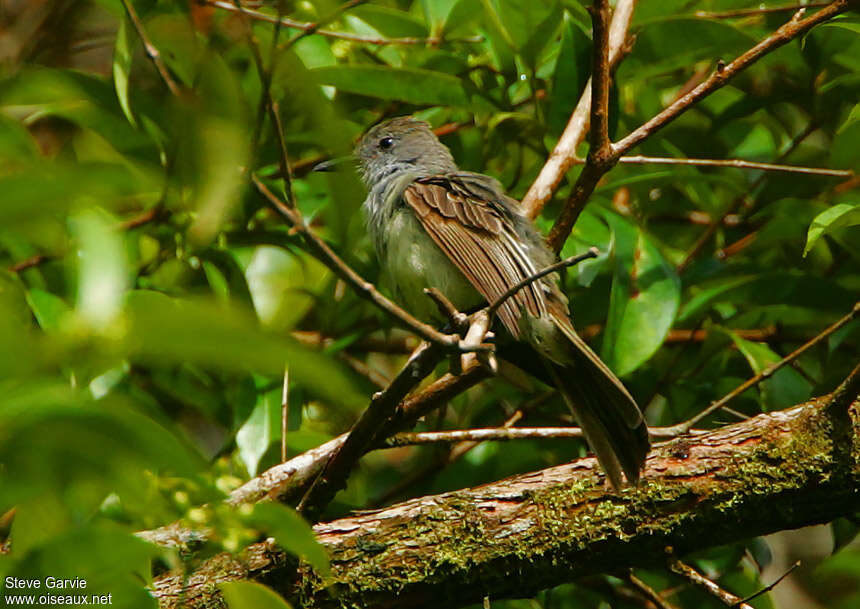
[548,323,650,490]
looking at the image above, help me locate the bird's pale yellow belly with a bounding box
[382,209,484,324]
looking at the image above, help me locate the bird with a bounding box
[341,116,649,489]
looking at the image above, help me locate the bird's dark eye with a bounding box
[378,137,394,150]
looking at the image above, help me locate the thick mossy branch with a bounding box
[152,396,860,609]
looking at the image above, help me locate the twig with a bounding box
[612,1,851,156]
[297,342,446,520]
[715,231,759,261]
[624,571,680,609]
[7,254,52,274]
[384,424,702,446]
[371,394,555,507]
[615,155,852,177]
[424,288,469,334]
[253,176,480,352]
[664,301,860,435]
[668,556,753,609]
[694,2,831,19]
[546,0,621,252]
[828,360,860,417]
[733,561,800,607]
[386,427,584,446]
[281,0,367,49]
[521,0,635,219]
[119,0,181,96]
[281,365,289,462]
[204,0,483,46]
[486,248,600,318]
[589,0,613,156]
[116,204,166,230]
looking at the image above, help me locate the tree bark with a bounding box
[151,395,860,609]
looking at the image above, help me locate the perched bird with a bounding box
[344,116,649,488]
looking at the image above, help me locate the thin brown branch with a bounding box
[282,0,367,49]
[385,424,703,446]
[116,204,166,230]
[715,231,759,260]
[204,0,483,46]
[668,557,753,609]
[337,352,391,389]
[828,360,860,417]
[589,0,613,156]
[616,155,852,177]
[424,287,469,334]
[624,571,680,609]
[521,0,636,219]
[694,2,831,19]
[386,426,586,446]
[370,399,537,507]
[665,301,860,434]
[7,254,52,274]
[545,1,618,253]
[253,176,475,351]
[119,0,181,96]
[612,1,851,156]
[733,561,800,607]
[281,365,289,462]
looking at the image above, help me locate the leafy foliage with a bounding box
[0,1,857,608]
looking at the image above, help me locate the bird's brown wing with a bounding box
[402,177,547,337]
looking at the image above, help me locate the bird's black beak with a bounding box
[313,155,354,172]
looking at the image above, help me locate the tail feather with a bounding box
[549,359,649,489]
[497,318,650,489]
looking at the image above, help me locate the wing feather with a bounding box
[403,179,547,337]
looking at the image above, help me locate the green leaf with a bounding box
[838,102,860,134]
[220,581,292,609]
[72,210,129,329]
[549,14,590,134]
[804,202,860,256]
[236,380,281,477]
[25,289,72,333]
[113,16,136,126]
[0,68,156,159]
[0,383,203,511]
[819,22,860,36]
[629,18,754,64]
[312,65,470,106]
[421,0,459,31]
[0,113,39,162]
[600,210,681,376]
[832,517,860,554]
[247,503,330,577]
[495,0,561,65]
[351,5,428,38]
[123,291,365,410]
[244,246,330,332]
[729,333,812,410]
[443,0,483,36]
[6,523,159,608]
[0,163,153,225]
